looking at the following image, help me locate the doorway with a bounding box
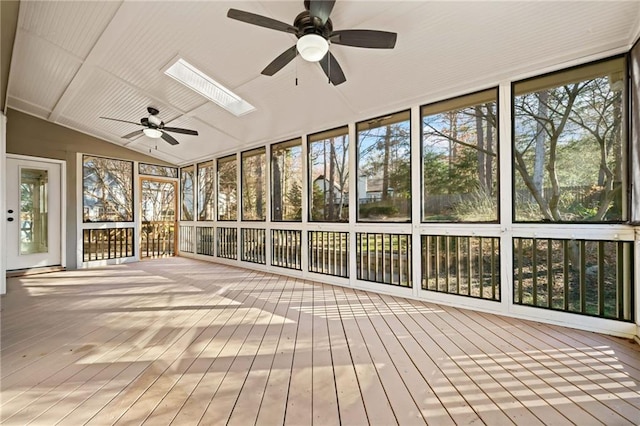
[140,178,177,258]
[6,156,64,271]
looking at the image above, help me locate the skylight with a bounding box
[164,58,255,117]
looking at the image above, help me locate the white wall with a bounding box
[1,112,6,294]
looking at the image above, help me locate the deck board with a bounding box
[2,257,639,426]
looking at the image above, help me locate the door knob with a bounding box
[7,209,13,214]
[7,217,14,222]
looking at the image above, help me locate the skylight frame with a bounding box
[164,57,255,117]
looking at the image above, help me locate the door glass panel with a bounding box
[20,168,48,255]
[141,179,176,258]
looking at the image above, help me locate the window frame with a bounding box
[510,54,629,224]
[82,154,134,223]
[307,125,350,223]
[216,154,238,222]
[355,109,412,223]
[241,147,267,222]
[420,87,500,223]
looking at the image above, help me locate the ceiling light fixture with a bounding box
[143,128,163,139]
[296,34,329,62]
[164,58,255,116]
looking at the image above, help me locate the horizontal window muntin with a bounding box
[421,88,499,223]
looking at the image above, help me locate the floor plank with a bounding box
[1,257,639,426]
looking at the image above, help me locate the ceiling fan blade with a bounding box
[330,29,397,49]
[227,9,298,34]
[160,131,179,146]
[122,130,143,139]
[262,45,297,76]
[99,117,142,126]
[162,127,198,136]
[308,0,335,25]
[319,52,346,85]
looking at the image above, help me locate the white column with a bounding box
[498,82,513,315]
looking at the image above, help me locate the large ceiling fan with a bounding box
[227,0,397,85]
[99,107,198,145]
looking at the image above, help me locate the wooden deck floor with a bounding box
[2,257,639,425]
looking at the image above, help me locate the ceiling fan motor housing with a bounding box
[294,11,332,39]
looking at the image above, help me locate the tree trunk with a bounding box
[485,104,494,192]
[533,90,548,199]
[382,125,391,202]
[271,156,280,220]
[475,105,486,191]
[256,157,264,219]
[329,142,337,220]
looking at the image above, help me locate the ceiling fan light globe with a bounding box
[143,128,163,139]
[297,34,329,62]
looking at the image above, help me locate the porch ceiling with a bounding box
[5,1,640,165]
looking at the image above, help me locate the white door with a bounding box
[6,157,62,270]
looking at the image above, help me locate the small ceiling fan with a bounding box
[227,0,397,85]
[99,107,198,145]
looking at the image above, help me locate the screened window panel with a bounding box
[217,155,237,221]
[139,163,178,178]
[242,148,266,221]
[421,89,499,222]
[630,41,640,223]
[309,127,349,222]
[180,165,195,221]
[271,139,302,221]
[512,57,627,222]
[197,160,215,221]
[356,111,411,222]
[83,155,133,222]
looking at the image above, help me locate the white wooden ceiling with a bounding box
[6,1,640,165]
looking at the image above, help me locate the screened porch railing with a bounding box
[308,231,349,278]
[513,237,633,321]
[356,232,411,288]
[179,225,194,253]
[140,221,175,258]
[217,227,237,260]
[422,235,500,301]
[271,229,302,270]
[83,228,134,261]
[196,226,215,256]
[241,228,266,264]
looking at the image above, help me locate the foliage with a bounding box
[452,190,498,222]
[513,61,625,222]
[359,203,399,218]
[83,156,133,222]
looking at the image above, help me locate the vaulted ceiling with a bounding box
[4,1,640,165]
